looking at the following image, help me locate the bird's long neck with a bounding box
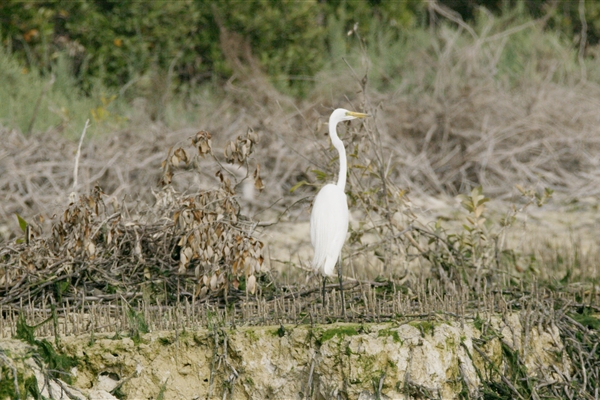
[329,118,347,190]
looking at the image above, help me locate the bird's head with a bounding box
[330,108,370,124]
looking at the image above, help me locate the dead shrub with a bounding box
[0,129,266,308]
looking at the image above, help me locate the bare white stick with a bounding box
[69,119,90,203]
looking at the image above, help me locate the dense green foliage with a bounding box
[0,0,421,95]
[2,1,597,96]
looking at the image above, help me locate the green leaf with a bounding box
[55,281,70,303]
[16,213,28,232]
[476,196,490,207]
[290,180,309,193]
[311,169,328,182]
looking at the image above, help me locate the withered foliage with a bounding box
[0,129,265,308]
[173,185,264,298]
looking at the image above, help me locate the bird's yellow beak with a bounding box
[346,111,370,118]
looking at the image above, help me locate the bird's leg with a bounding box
[322,276,327,309]
[338,255,346,320]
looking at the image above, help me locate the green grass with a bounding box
[377,328,402,343]
[0,48,133,138]
[408,321,435,337]
[319,325,360,343]
[329,5,587,97]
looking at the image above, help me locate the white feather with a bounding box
[310,184,348,276]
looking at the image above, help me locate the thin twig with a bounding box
[70,119,90,203]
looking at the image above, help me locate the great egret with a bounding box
[310,108,369,311]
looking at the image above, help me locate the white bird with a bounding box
[310,108,369,309]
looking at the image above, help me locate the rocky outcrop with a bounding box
[15,313,565,399]
[0,339,115,399]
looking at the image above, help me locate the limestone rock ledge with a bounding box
[1,314,569,399]
[0,339,116,399]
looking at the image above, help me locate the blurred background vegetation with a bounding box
[0,0,598,135]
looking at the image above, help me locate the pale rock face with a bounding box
[0,313,561,399]
[0,339,117,400]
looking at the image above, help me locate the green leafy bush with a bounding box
[0,0,421,96]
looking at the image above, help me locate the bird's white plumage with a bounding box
[310,184,348,276]
[310,108,368,277]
